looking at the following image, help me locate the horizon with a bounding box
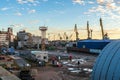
[0,0,120,40]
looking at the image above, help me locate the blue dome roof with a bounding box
[91,40,120,80]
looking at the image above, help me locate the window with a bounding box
[44,56,47,59]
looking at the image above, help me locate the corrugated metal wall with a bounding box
[91,40,120,80]
[77,40,110,49]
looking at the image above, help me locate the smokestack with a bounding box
[100,18,104,39]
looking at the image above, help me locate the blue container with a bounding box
[77,40,111,49]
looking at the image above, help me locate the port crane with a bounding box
[63,32,68,40]
[87,21,93,39]
[74,24,79,41]
[100,18,104,40]
[58,33,62,40]
[87,21,90,39]
[69,34,73,41]
[100,18,109,40]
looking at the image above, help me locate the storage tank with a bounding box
[91,40,120,80]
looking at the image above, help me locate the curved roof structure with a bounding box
[91,40,120,80]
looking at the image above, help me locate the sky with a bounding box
[0,0,120,40]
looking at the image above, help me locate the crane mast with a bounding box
[58,33,62,40]
[100,18,104,40]
[74,24,79,41]
[87,21,90,39]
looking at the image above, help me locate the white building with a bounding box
[32,36,41,44]
[17,30,33,48]
[0,32,9,46]
[0,28,14,46]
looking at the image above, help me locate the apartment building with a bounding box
[0,28,14,47]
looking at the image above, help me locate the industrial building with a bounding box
[17,30,33,48]
[0,28,14,47]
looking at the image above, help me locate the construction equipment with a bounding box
[100,18,105,40]
[87,21,91,39]
[74,24,79,41]
[100,18,109,40]
[69,34,73,41]
[90,29,93,39]
[58,33,62,40]
[63,32,68,40]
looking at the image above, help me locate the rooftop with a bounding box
[0,66,21,80]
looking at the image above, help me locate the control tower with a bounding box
[39,26,47,51]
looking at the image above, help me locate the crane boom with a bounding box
[74,24,79,41]
[100,18,104,39]
[87,21,90,39]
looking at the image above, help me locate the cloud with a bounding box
[97,0,117,9]
[97,0,114,4]
[84,0,120,20]
[85,5,107,15]
[88,1,94,4]
[17,0,27,4]
[72,0,95,5]
[106,2,116,9]
[10,24,24,27]
[27,0,35,3]
[72,0,85,5]
[117,1,120,4]
[15,12,22,16]
[1,7,9,11]
[97,0,104,4]
[17,0,38,4]
[28,9,36,14]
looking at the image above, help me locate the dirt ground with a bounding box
[33,66,90,80]
[28,52,97,80]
